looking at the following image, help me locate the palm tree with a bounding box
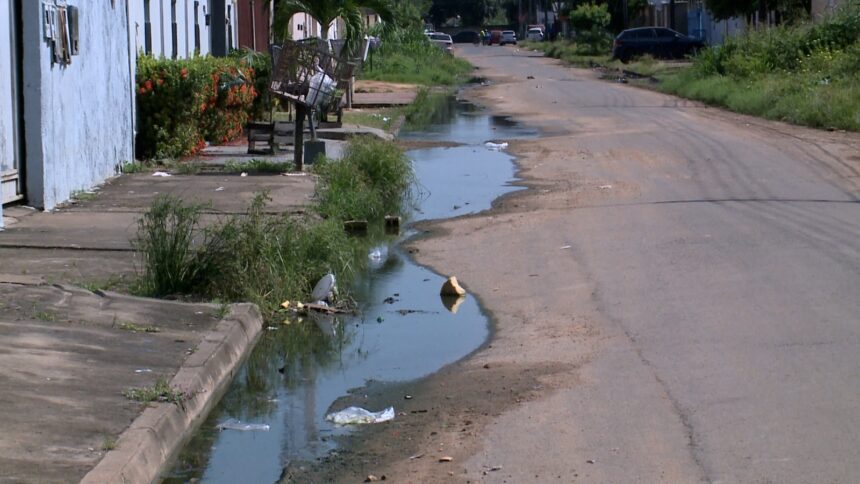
[272,0,395,45]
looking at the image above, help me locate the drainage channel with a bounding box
[163,96,537,483]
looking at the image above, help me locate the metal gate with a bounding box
[1,0,24,205]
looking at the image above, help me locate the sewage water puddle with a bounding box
[164,98,536,483]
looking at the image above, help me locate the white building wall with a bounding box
[0,0,14,225]
[22,0,135,210]
[289,14,339,41]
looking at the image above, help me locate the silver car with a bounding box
[427,32,454,54]
[500,30,517,45]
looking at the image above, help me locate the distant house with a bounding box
[1,0,135,227]
[236,0,272,51]
[129,0,241,58]
[285,13,343,41]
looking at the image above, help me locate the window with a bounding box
[194,1,200,52]
[227,4,233,51]
[143,0,152,54]
[171,0,178,58]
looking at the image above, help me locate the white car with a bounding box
[500,30,517,46]
[526,28,544,41]
[427,32,454,53]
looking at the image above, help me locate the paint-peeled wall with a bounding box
[0,0,12,227]
[23,1,135,210]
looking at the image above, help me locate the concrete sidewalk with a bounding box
[0,142,325,483]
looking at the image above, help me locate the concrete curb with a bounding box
[80,302,264,484]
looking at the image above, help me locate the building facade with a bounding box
[1,0,136,227]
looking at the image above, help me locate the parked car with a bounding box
[488,30,502,45]
[526,27,544,41]
[612,27,704,63]
[500,30,517,45]
[452,30,481,44]
[427,32,454,53]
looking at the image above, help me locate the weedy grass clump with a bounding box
[360,28,472,86]
[314,136,414,221]
[133,137,413,315]
[659,4,860,131]
[123,377,185,404]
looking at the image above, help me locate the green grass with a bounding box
[101,435,118,451]
[361,33,473,86]
[33,310,57,322]
[341,109,399,132]
[132,136,414,317]
[314,136,415,221]
[117,322,161,333]
[122,161,150,174]
[123,377,185,404]
[223,159,292,173]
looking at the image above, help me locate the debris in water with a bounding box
[440,276,466,296]
[311,273,336,303]
[484,141,509,151]
[325,406,395,425]
[217,419,270,432]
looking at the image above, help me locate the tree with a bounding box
[272,0,395,43]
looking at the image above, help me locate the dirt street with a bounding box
[304,46,860,483]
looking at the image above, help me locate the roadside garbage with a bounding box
[439,456,453,462]
[325,406,395,425]
[368,246,387,261]
[484,141,509,151]
[560,245,571,250]
[217,419,270,432]
[215,187,225,192]
[311,273,336,303]
[134,368,152,373]
[151,171,171,177]
[440,276,466,296]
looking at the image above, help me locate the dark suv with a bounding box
[612,27,704,62]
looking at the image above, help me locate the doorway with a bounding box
[1,0,25,205]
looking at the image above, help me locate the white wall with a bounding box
[288,14,339,41]
[0,0,15,224]
[22,0,135,210]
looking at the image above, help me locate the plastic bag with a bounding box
[484,141,508,151]
[325,406,395,425]
[217,419,270,432]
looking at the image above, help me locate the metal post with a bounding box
[294,103,305,171]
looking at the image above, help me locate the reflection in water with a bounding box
[441,295,466,314]
[165,98,535,483]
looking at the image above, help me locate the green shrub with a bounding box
[314,136,414,220]
[569,3,612,54]
[136,54,264,160]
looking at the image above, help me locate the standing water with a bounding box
[164,97,537,482]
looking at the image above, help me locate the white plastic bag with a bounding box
[325,406,395,425]
[217,419,271,431]
[484,141,509,151]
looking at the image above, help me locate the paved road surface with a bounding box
[399,46,860,483]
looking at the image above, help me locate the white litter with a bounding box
[215,187,225,191]
[325,406,395,425]
[484,142,509,151]
[311,273,336,303]
[560,245,571,250]
[598,185,613,190]
[240,172,248,177]
[134,368,152,373]
[152,171,172,177]
[217,419,270,432]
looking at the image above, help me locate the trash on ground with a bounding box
[281,300,290,309]
[152,171,171,177]
[409,453,425,460]
[441,295,466,314]
[134,368,152,373]
[325,406,395,425]
[217,419,270,432]
[240,172,248,177]
[484,141,509,151]
[598,185,613,190]
[215,186,225,191]
[439,456,453,462]
[282,172,306,177]
[311,273,336,303]
[365,475,381,482]
[440,276,467,297]
[560,245,571,250]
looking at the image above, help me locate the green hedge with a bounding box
[136,54,267,160]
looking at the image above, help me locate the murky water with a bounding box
[164,98,535,483]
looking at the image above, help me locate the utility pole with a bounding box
[518,0,523,37]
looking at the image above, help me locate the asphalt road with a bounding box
[399,45,860,483]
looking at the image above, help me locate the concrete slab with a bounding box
[0,283,262,483]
